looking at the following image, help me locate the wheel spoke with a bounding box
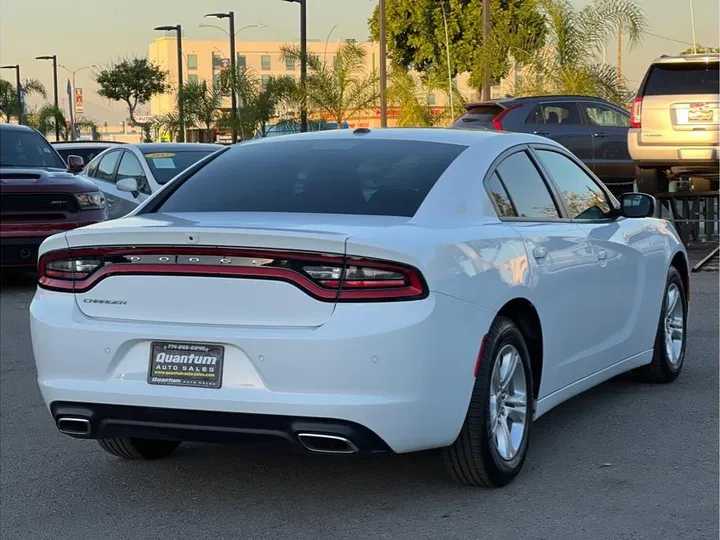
[499,351,519,392]
[666,286,678,314]
[495,418,512,459]
[506,404,527,425]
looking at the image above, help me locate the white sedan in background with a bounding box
[80,143,223,218]
[30,128,688,487]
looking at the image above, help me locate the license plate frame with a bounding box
[148,341,224,389]
[688,103,713,123]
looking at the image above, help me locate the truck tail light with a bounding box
[630,97,643,128]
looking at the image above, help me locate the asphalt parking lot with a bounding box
[1,271,718,540]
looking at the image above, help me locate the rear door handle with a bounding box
[592,132,608,138]
[532,130,550,136]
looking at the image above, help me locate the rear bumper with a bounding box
[50,402,392,453]
[627,131,720,173]
[31,289,495,454]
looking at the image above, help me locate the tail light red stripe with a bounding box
[37,246,429,303]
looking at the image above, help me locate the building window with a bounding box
[212,53,223,69]
[427,93,436,106]
[285,56,296,71]
[237,54,246,69]
[261,75,271,88]
[188,74,199,84]
[261,55,271,70]
[187,54,198,70]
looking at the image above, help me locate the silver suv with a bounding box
[628,53,719,194]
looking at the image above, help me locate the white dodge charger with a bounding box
[30,128,689,487]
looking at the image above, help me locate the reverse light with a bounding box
[74,191,106,210]
[630,97,642,128]
[37,247,428,302]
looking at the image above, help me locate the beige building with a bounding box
[148,36,505,133]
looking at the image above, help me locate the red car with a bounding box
[1,124,108,268]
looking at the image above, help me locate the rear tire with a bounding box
[97,437,181,460]
[636,167,668,195]
[632,266,687,383]
[443,317,533,488]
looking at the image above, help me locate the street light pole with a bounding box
[59,65,95,119]
[154,25,185,142]
[205,12,239,143]
[36,55,59,140]
[482,0,491,101]
[0,64,22,124]
[283,0,308,133]
[379,0,387,127]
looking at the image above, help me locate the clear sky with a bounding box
[1,0,718,123]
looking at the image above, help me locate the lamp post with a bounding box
[282,0,308,133]
[36,55,59,140]
[205,12,239,143]
[59,64,95,119]
[482,0,491,101]
[0,64,22,124]
[379,0,387,127]
[154,25,185,142]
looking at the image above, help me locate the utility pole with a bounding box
[482,0,491,101]
[379,0,387,127]
[36,55,59,140]
[0,64,22,124]
[282,0,308,132]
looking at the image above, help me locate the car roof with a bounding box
[131,143,225,153]
[52,141,122,148]
[0,123,38,133]
[651,53,720,65]
[242,126,552,149]
[463,95,616,110]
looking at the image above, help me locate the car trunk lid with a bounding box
[62,212,408,327]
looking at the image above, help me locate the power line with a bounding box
[645,31,694,46]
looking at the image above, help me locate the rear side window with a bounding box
[155,139,467,217]
[642,61,719,95]
[494,151,559,219]
[487,173,516,217]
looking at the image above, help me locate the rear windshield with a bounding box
[141,150,218,185]
[642,61,719,95]
[56,146,111,165]
[0,129,66,169]
[451,105,503,126]
[154,139,467,217]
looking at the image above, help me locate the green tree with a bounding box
[35,104,99,141]
[387,66,467,126]
[95,57,168,140]
[219,67,297,138]
[281,41,378,127]
[0,78,46,122]
[179,79,224,140]
[514,0,647,107]
[369,0,547,92]
[679,44,720,55]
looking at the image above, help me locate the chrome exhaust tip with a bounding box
[297,433,359,454]
[57,417,91,436]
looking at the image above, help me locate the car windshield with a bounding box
[154,138,467,217]
[56,146,111,165]
[141,149,218,185]
[643,61,719,95]
[0,129,66,169]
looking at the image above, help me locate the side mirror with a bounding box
[620,192,656,218]
[116,177,139,197]
[67,155,84,174]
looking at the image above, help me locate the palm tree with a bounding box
[513,0,647,107]
[219,67,297,139]
[178,79,224,141]
[151,111,183,142]
[387,66,467,127]
[34,104,99,141]
[281,41,378,127]
[0,78,46,122]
